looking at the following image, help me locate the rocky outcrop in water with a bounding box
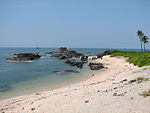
[65,50,84,58]
[46,47,68,54]
[59,47,68,53]
[80,56,88,63]
[49,47,88,68]
[65,60,83,68]
[88,62,104,70]
[6,53,41,62]
[48,47,85,59]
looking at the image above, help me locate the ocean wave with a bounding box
[6,60,34,63]
[40,56,45,59]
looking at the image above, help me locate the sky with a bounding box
[0,0,150,49]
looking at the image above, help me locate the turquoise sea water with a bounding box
[0,48,141,100]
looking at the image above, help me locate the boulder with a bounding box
[59,55,68,60]
[53,70,79,74]
[66,50,84,58]
[45,47,68,54]
[65,60,83,68]
[46,47,85,59]
[50,54,69,60]
[6,53,41,61]
[45,51,58,54]
[88,62,104,70]
[50,54,63,58]
[97,50,112,58]
[80,56,88,63]
[59,47,68,53]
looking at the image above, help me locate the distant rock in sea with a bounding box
[6,53,41,62]
[48,47,88,68]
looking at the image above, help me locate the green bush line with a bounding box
[109,50,150,67]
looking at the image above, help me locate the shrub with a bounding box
[110,50,150,67]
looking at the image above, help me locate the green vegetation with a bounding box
[109,50,150,67]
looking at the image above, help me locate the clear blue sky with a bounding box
[0,0,150,49]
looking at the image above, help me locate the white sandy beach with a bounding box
[0,56,150,113]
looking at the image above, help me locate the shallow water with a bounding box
[0,47,141,100]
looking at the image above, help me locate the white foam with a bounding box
[6,60,33,63]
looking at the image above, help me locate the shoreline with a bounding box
[0,59,101,101]
[0,56,150,113]
[0,56,103,101]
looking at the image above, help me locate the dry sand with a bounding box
[0,56,150,113]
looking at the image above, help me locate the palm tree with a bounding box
[141,35,149,52]
[136,30,144,52]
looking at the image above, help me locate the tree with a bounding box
[141,35,149,52]
[136,30,144,52]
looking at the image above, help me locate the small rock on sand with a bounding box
[31,108,35,111]
[85,100,89,103]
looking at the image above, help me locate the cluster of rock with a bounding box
[47,48,109,70]
[5,48,109,74]
[6,53,41,62]
[47,47,88,68]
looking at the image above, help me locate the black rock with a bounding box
[65,60,83,68]
[66,50,84,58]
[50,54,63,58]
[53,70,79,74]
[80,56,88,63]
[59,47,68,53]
[97,50,112,58]
[88,62,104,70]
[6,53,41,62]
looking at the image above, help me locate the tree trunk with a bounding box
[144,43,146,52]
[140,41,143,53]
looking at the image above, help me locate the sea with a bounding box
[0,47,141,100]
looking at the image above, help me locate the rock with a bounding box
[88,62,104,70]
[80,56,88,62]
[47,48,85,59]
[59,55,68,60]
[92,57,98,60]
[85,100,89,103]
[67,50,76,54]
[53,70,79,74]
[66,50,84,58]
[6,53,41,62]
[50,54,69,60]
[46,47,68,54]
[65,60,83,68]
[113,93,124,96]
[50,54,63,58]
[97,50,113,58]
[31,108,35,111]
[45,51,58,54]
[59,47,68,53]
[120,79,128,83]
[129,79,136,83]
